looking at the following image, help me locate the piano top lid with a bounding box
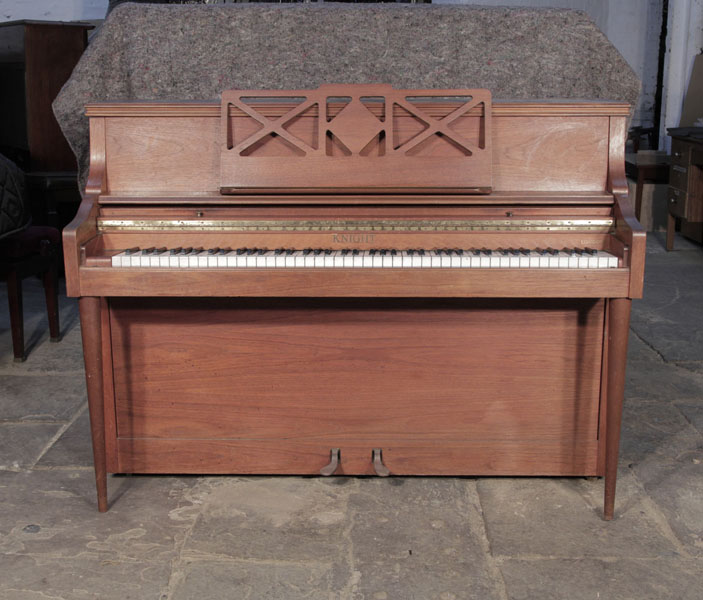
[84,98,632,117]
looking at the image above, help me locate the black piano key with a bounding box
[236,248,246,255]
[573,248,584,256]
[303,248,313,256]
[257,248,267,255]
[585,247,597,255]
[352,249,360,255]
[192,247,204,254]
[274,248,284,255]
[455,249,463,255]
[434,249,441,255]
[391,249,398,256]
[407,249,415,256]
[180,247,193,254]
[482,248,492,256]
[170,247,182,255]
[246,248,257,255]
[471,248,481,255]
[285,248,295,255]
[519,248,530,255]
[125,247,140,255]
[324,249,333,255]
[219,247,230,254]
[546,247,558,255]
[341,249,350,255]
[141,247,155,255]
[313,248,323,255]
[154,247,167,255]
[536,248,546,255]
[207,247,219,255]
[418,249,425,256]
[562,247,574,255]
[510,248,520,256]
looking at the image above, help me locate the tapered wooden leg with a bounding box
[6,271,25,362]
[79,297,108,512]
[604,298,632,520]
[43,265,60,341]
[666,212,676,251]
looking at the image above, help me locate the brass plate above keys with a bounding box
[97,218,614,233]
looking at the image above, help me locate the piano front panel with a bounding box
[97,103,616,197]
[108,297,604,476]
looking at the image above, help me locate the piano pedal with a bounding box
[372,448,391,477]
[320,448,341,476]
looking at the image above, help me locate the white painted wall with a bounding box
[659,0,703,151]
[436,0,664,128]
[0,0,108,22]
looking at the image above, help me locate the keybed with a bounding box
[110,247,619,269]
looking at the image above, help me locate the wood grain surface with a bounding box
[108,298,604,475]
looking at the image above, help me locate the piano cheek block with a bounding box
[67,85,643,521]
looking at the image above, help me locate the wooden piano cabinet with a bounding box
[66,87,646,518]
[101,298,606,479]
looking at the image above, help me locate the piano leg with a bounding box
[79,296,108,512]
[603,297,631,520]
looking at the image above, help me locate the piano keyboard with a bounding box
[110,247,619,268]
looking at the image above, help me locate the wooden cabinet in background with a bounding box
[0,20,93,171]
[667,135,703,250]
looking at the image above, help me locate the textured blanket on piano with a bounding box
[53,2,640,190]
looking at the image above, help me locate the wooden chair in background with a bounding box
[0,226,61,361]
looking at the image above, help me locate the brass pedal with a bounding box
[320,448,341,476]
[372,448,390,477]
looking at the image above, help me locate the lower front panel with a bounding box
[107,298,605,476]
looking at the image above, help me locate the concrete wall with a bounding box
[436,0,664,128]
[0,0,108,22]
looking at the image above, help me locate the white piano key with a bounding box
[509,254,520,268]
[547,253,560,268]
[194,251,207,268]
[263,251,276,268]
[392,253,403,268]
[333,251,344,268]
[275,252,287,268]
[111,252,124,267]
[294,251,305,268]
[587,254,599,268]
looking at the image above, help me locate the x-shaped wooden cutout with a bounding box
[391,96,485,156]
[229,97,320,156]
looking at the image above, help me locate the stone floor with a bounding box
[0,232,701,600]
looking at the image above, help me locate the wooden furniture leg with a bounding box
[666,211,676,251]
[79,296,108,512]
[6,270,25,361]
[42,251,60,341]
[604,297,631,520]
[635,170,644,221]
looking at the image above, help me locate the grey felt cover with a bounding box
[53,2,640,188]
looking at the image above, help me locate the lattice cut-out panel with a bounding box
[220,84,491,194]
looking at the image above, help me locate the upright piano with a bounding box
[64,85,645,519]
